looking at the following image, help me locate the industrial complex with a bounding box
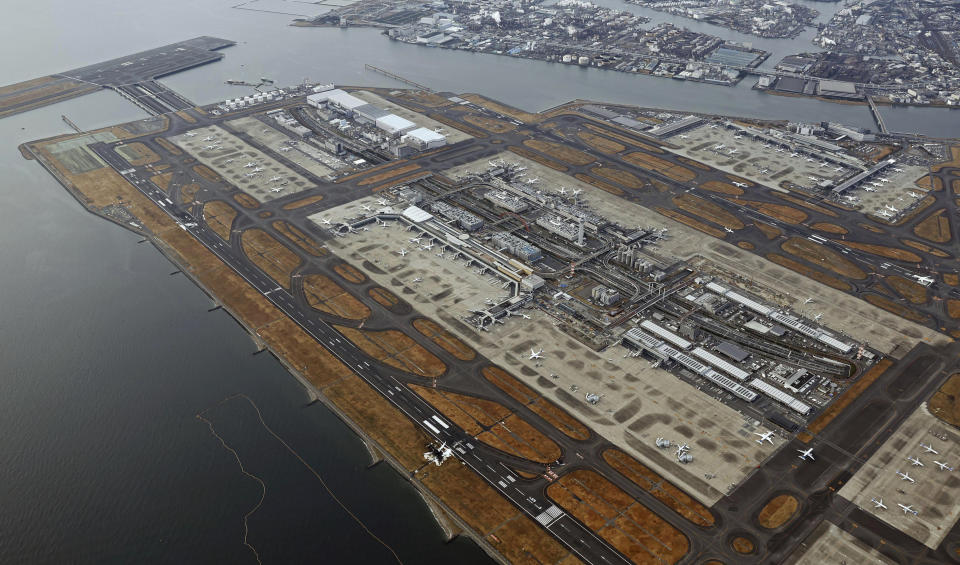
[13,38,960,565]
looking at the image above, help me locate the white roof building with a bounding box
[376,114,417,135]
[403,127,447,149]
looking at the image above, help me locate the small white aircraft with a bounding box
[204,145,217,150]
[892,167,904,173]
[421,243,434,251]
[808,176,821,182]
[813,313,823,321]
[714,144,725,151]
[202,136,215,142]
[920,443,938,454]
[320,217,331,225]
[409,237,422,244]
[279,147,292,152]
[896,470,915,483]
[732,181,748,188]
[797,448,815,461]
[908,456,924,467]
[879,177,891,183]
[935,461,954,471]
[758,168,770,175]
[680,134,689,139]
[377,198,388,206]
[908,191,922,198]
[269,176,282,183]
[898,503,918,516]
[520,312,531,320]
[244,172,259,178]
[185,132,197,137]
[724,227,734,233]
[244,162,257,168]
[776,147,786,153]
[871,497,887,510]
[710,124,719,129]
[805,157,815,163]
[864,186,878,193]
[834,167,843,172]
[529,348,544,360]
[790,152,799,157]
[270,187,285,193]
[804,297,814,304]
[727,148,738,154]
[397,248,408,256]
[361,205,372,212]
[251,167,264,174]
[877,209,893,218]
[754,431,775,445]
[914,275,934,285]
[412,277,422,283]
[224,159,234,164]
[885,204,899,212]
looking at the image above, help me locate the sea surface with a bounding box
[1,1,958,563]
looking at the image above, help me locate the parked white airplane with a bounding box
[680,134,689,139]
[269,176,282,182]
[412,277,422,283]
[421,243,434,251]
[834,167,843,172]
[776,147,786,153]
[871,497,887,510]
[361,205,372,212]
[819,162,829,168]
[529,348,544,360]
[713,144,725,151]
[185,132,197,137]
[758,168,769,175]
[252,167,264,173]
[224,159,234,164]
[877,210,893,218]
[892,167,904,172]
[804,297,814,304]
[754,431,775,445]
[377,198,388,206]
[724,227,734,233]
[244,162,257,168]
[278,147,292,152]
[790,152,799,157]
[797,448,815,461]
[879,177,891,183]
[320,217,331,225]
[885,205,899,212]
[397,248,408,256]
[896,470,915,482]
[409,237,422,244]
[727,148,738,154]
[202,136,215,142]
[204,145,217,150]
[908,456,924,467]
[244,172,258,178]
[805,157,815,162]
[908,192,922,198]
[864,186,878,192]
[813,313,823,321]
[710,124,718,129]
[732,181,748,188]
[898,503,918,515]
[270,187,284,193]
[914,275,934,285]
[935,461,954,471]
[808,176,821,182]
[920,442,938,454]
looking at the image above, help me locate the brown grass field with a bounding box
[336,326,446,378]
[953,178,960,195]
[754,221,782,240]
[302,274,370,320]
[781,237,867,280]
[899,238,950,258]
[928,373,960,427]
[368,287,402,310]
[0,76,98,118]
[737,199,808,224]
[699,181,744,195]
[202,200,237,240]
[461,93,540,123]
[864,294,930,323]
[462,114,516,133]
[948,299,960,319]
[116,142,161,166]
[257,211,273,219]
[180,183,201,203]
[258,317,352,389]
[802,360,893,439]
[281,194,324,210]
[886,275,928,304]
[731,537,755,554]
[577,131,626,154]
[150,172,173,191]
[548,470,689,564]
[193,164,220,182]
[356,163,422,186]
[581,123,664,153]
[271,220,327,256]
[233,192,260,209]
[479,414,561,463]
[914,175,944,191]
[836,240,922,263]
[656,207,727,238]
[945,273,960,286]
[524,139,595,166]
[508,146,569,171]
[241,229,302,289]
[672,194,744,230]
[591,165,646,189]
[913,208,952,243]
[757,495,799,529]
[603,449,714,528]
[766,254,852,291]
[677,156,711,171]
[154,137,182,155]
[930,147,960,173]
[737,241,755,250]
[574,173,625,195]
[623,151,696,182]
[774,193,838,217]
[412,318,476,361]
[859,222,884,234]
[810,222,847,234]
[333,262,367,284]
[369,171,432,193]
[481,366,590,440]
[335,159,409,184]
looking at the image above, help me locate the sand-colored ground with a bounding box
[0,75,98,118]
[864,294,929,323]
[765,254,852,291]
[929,373,960,427]
[578,131,626,154]
[302,274,370,320]
[202,200,237,240]
[509,146,568,171]
[603,449,715,528]
[786,522,895,565]
[460,93,540,123]
[462,114,516,134]
[574,173,625,195]
[547,469,689,565]
[482,366,590,441]
[241,228,302,289]
[757,494,799,529]
[657,207,727,238]
[150,172,172,192]
[336,326,446,378]
[154,137,182,156]
[581,122,664,154]
[412,318,476,361]
[754,221,782,239]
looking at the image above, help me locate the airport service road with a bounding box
[89,143,632,565]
